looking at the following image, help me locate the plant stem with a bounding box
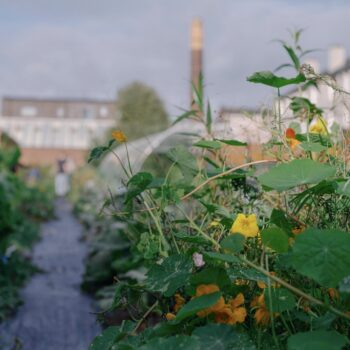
[239,255,350,321]
[131,300,158,335]
[265,255,280,350]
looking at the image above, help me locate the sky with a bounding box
[1,0,350,116]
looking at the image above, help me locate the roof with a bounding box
[219,106,259,115]
[2,96,115,104]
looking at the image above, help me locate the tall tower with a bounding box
[190,18,203,108]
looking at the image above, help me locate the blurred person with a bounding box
[55,155,70,196]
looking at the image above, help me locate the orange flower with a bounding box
[289,138,301,150]
[251,293,278,326]
[112,130,127,142]
[300,298,311,313]
[292,225,305,235]
[327,288,339,301]
[285,128,296,139]
[195,284,225,317]
[173,293,186,312]
[285,128,300,150]
[215,305,236,324]
[215,293,247,325]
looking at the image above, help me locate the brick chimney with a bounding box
[328,45,347,73]
[190,18,203,107]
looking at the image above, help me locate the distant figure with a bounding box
[55,157,70,196]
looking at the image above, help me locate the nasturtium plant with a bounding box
[261,227,289,253]
[125,172,153,203]
[258,159,336,191]
[247,71,306,88]
[145,254,192,296]
[175,292,222,322]
[192,324,256,350]
[287,330,348,350]
[288,228,350,287]
[82,33,350,350]
[264,288,296,313]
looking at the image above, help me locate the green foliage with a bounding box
[117,82,169,141]
[193,140,222,150]
[125,172,153,203]
[89,326,120,350]
[192,324,256,350]
[287,330,348,350]
[247,71,306,88]
[145,255,192,297]
[258,159,336,191]
[175,292,222,322]
[83,32,350,350]
[261,227,289,253]
[288,228,350,287]
[0,143,54,320]
[88,139,115,164]
[264,288,296,313]
[221,234,246,253]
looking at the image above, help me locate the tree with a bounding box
[116,82,169,141]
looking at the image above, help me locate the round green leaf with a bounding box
[289,228,350,287]
[258,159,336,191]
[261,227,289,253]
[300,142,327,152]
[145,255,192,297]
[264,288,296,313]
[139,335,200,350]
[221,234,246,253]
[192,324,256,350]
[287,330,348,350]
[89,326,119,350]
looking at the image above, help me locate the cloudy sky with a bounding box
[1,0,350,116]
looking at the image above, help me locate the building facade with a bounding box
[0,97,117,166]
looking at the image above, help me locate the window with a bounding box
[83,107,95,119]
[99,106,108,117]
[56,107,65,118]
[20,106,37,117]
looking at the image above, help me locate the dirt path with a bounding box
[0,199,100,350]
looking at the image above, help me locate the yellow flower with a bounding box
[165,312,176,320]
[230,214,259,238]
[112,130,127,142]
[195,284,225,317]
[309,117,328,135]
[173,293,185,312]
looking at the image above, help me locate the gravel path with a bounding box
[0,199,100,350]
